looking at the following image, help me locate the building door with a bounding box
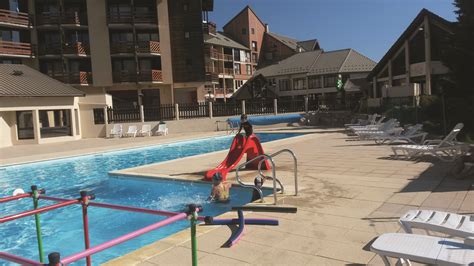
[16,111,34,140]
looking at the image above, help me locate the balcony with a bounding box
[48,71,93,85]
[36,11,87,26]
[223,54,233,61]
[223,68,233,75]
[138,69,162,82]
[0,9,32,28]
[112,69,162,83]
[205,47,221,60]
[136,40,160,54]
[63,42,90,56]
[38,42,61,55]
[0,41,34,57]
[202,21,216,35]
[110,41,135,54]
[107,11,157,25]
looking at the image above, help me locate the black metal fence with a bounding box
[245,100,274,115]
[107,107,140,123]
[179,102,209,119]
[278,99,305,113]
[144,104,175,122]
[93,108,105,124]
[213,102,242,117]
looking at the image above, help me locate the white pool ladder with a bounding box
[235,149,298,205]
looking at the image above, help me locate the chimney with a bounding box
[265,24,269,33]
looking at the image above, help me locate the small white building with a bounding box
[0,64,85,148]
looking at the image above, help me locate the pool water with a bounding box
[0,133,300,265]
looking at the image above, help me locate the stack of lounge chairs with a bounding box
[371,209,474,265]
[109,124,168,138]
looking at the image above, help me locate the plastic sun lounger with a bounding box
[124,125,138,137]
[155,124,168,136]
[391,123,469,161]
[347,116,386,130]
[344,114,378,127]
[138,124,152,137]
[399,210,474,238]
[374,124,427,145]
[349,118,394,133]
[109,124,122,138]
[370,233,474,265]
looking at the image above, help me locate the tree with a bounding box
[440,0,474,139]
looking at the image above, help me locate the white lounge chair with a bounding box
[399,210,474,238]
[155,123,168,136]
[124,125,138,137]
[370,233,474,265]
[349,118,393,133]
[347,116,386,131]
[138,124,152,137]
[351,119,400,140]
[345,113,378,128]
[392,123,469,161]
[110,124,122,138]
[374,124,427,144]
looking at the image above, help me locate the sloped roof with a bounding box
[223,5,266,30]
[204,32,249,50]
[255,50,322,76]
[255,48,375,78]
[339,49,377,73]
[266,32,301,51]
[367,9,453,80]
[297,39,320,51]
[0,64,85,97]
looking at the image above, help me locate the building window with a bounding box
[308,76,322,89]
[293,78,306,90]
[16,111,34,140]
[39,109,72,138]
[184,32,190,38]
[242,28,247,35]
[278,79,291,91]
[251,28,255,34]
[234,63,241,75]
[93,108,105,124]
[324,75,337,87]
[251,41,257,51]
[246,64,251,75]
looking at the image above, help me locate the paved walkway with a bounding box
[101,131,473,265]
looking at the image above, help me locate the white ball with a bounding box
[12,188,25,196]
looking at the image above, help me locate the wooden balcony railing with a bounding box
[46,71,92,85]
[110,41,135,54]
[63,42,90,55]
[138,69,162,82]
[0,41,34,57]
[224,68,234,75]
[112,69,163,83]
[223,54,233,61]
[0,9,32,27]
[107,11,157,24]
[136,40,160,54]
[205,71,219,83]
[202,21,216,35]
[36,11,87,25]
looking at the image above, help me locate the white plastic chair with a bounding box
[374,124,427,144]
[110,124,122,138]
[124,125,138,137]
[155,124,168,136]
[138,124,152,137]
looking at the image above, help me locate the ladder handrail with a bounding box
[235,154,278,205]
[258,149,298,196]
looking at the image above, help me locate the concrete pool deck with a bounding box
[1,128,472,265]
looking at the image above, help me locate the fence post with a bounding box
[140,105,145,123]
[209,101,213,118]
[175,103,179,120]
[241,100,246,114]
[104,106,109,138]
[274,98,278,115]
[304,96,309,113]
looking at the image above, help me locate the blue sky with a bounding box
[210,0,456,62]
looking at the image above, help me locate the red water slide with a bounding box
[204,134,271,181]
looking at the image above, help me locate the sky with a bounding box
[209,0,457,62]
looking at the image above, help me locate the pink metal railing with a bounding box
[0,9,31,26]
[0,40,33,56]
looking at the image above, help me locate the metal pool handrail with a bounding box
[258,149,298,196]
[235,154,278,205]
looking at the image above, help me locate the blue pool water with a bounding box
[0,133,300,265]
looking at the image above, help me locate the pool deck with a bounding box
[1,128,472,265]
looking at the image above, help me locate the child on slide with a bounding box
[208,172,231,203]
[237,114,253,137]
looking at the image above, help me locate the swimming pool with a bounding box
[0,133,301,265]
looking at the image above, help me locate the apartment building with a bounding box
[222,6,320,70]
[366,9,453,107]
[255,49,376,102]
[0,0,214,107]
